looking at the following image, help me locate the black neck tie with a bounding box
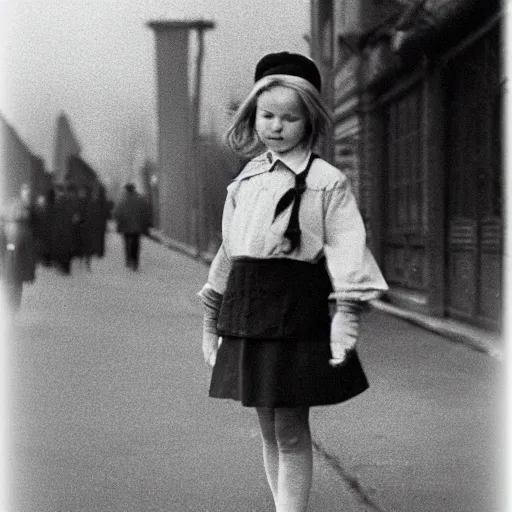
[272,153,317,253]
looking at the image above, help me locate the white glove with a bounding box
[199,285,223,367]
[329,301,363,367]
[203,330,219,367]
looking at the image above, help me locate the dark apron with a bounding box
[216,257,332,341]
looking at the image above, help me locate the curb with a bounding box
[148,229,217,263]
[370,299,504,361]
[149,230,504,362]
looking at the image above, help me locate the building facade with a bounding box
[1,113,51,203]
[310,0,503,332]
[53,112,81,182]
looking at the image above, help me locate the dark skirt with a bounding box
[209,336,369,408]
[210,257,369,408]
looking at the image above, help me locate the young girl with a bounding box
[199,52,388,512]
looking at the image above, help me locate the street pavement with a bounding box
[2,232,504,512]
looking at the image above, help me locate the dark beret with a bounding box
[254,52,322,92]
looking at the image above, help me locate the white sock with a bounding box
[259,407,312,512]
[257,408,279,504]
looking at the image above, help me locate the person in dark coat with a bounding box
[113,183,151,271]
[66,184,82,265]
[0,183,37,311]
[33,193,52,266]
[90,186,108,259]
[75,185,97,270]
[50,185,75,275]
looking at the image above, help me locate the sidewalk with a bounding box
[150,231,504,511]
[12,232,502,512]
[149,229,504,362]
[312,308,503,512]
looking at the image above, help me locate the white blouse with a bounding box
[204,149,388,302]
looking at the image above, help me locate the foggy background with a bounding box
[0,0,309,187]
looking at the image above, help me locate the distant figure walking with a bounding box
[90,186,109,259]
[0,183,37,311]
[51,185,76,275]
[75,185,96,270]
[113,183,151,271]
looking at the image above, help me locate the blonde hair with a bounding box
[225,75,332,158]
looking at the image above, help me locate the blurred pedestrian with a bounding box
[39,188,56,267]
[91,185,108,259]
[0,183,37,311]
[51,184,75,275]
[198,52,388,511]
[113,183,151,271]
[75,185,95,270]
[66,184,82,267]
[33,193,52,266]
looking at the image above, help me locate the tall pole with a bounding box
[148,20,214,251]
[191,27,208,253]
[191,28,204,143]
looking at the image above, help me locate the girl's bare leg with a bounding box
[274,407,312,512]
[256,407,279,505]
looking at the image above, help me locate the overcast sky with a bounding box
[0,0,310,183]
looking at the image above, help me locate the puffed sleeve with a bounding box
[323,178,388,302]
[200,185,236,296]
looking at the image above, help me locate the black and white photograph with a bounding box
[0,1,507,511]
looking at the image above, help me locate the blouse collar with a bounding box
[267,146,312,175]
[233,146,312,183]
